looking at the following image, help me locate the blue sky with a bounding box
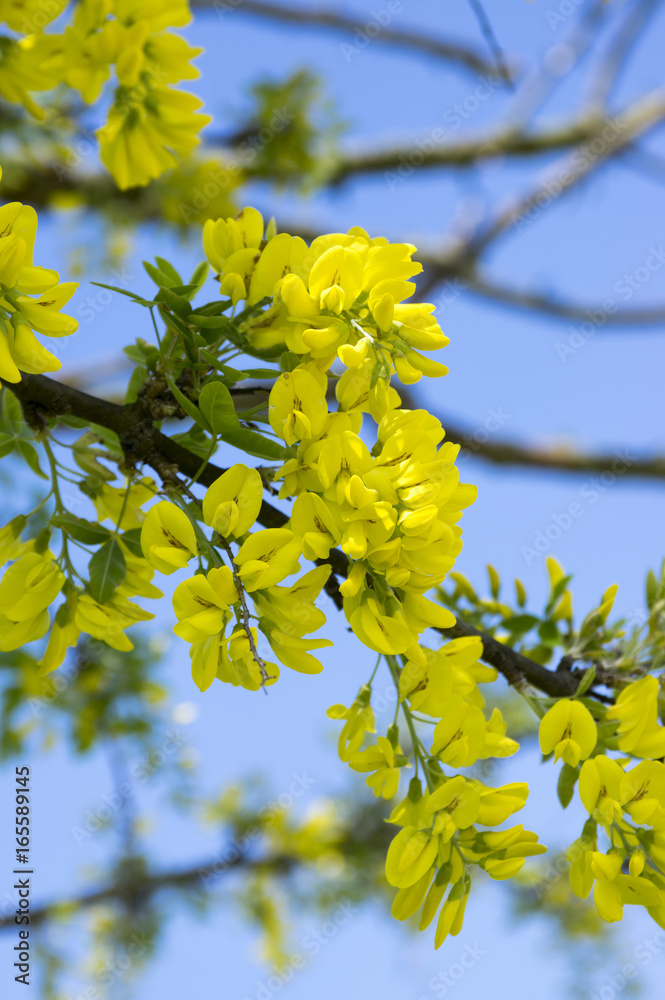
[2,1,665,997]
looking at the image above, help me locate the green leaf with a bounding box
[52,514,112,545]
[557,762,579,809]
[243,368,279,380]
[143,260,177,289]
[502,613,540,635]
[88,538,126,604]
[58,416,88,429]
[158,305,193,339]
[90,282,152,306]
[125,365,148,404]
[545,574,573,614]
[199,382,238,435]
[170,429,212,459]
[17,441,47,479]
[646,569,659,609]
[538,620,560,645]
[0,433,14,459]
[165,376,211,432]
[1,389,23,435]
[222,427,287,460]
[199,351,249,381]
[120,528,143,558]
[154,257,183,285]
[167,283,200,298]
[575,665,597,698]
[193,300,227,317]
[188,260,209,295]
[191,314,230,329]
[280,351,300,373]
[157,286,192,317]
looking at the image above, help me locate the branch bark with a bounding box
[189,0,500,78]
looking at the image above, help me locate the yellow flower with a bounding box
[264,628,332,675]
[426,775,480,841]
[172,566,237,642]
[0,552,64,621]
[290,492,341,560]
[140,500,197,574]
[326,689,375,762]
[202,464,262,539]
[385,826,439,888]
[431,695,486,767]
[590,851,661,923]
[268,369,328,446]
[74,592,153,651]
[620,760,665,825]
[538,698,597,767]
[348,735,405,799]
[434,879,470,948]
[606,676,665,759]
[234,529,301,592]
[578,754,624,825]
[39,605,81,675]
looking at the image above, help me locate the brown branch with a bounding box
[2,373,627,699]
[189,0,500,78]
[450,272,665,327]
[394,385,665,480]
[439,620,580,696]
[1,372,347,606]
[1,852,298,930]
[454,90,665,262]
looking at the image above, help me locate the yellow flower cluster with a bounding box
[138,465,334,692]
[0,0,209,187]
[327,629,543,946]
[203,207,449,389]
[0,180,78,383]
[385,776,546,947]
[533,677,665,927]
[0,479,161,670]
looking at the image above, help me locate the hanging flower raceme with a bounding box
[0,186,78,383]
[17,206,665,954]
[0,0,209,187]
[203,208,450,392]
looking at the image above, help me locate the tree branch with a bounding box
[0,373,620,700]
[440,620,580,696]
[190,0,500,78]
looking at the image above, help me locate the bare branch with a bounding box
[189,0,501,77]
[588,0,662,108]
[428,271,665,327]
[454,90,665,261]
[466,0,512,89]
